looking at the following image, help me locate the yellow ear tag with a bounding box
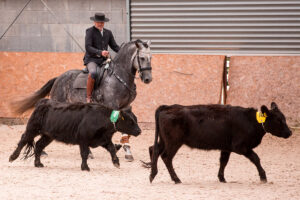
[256,111,267,123]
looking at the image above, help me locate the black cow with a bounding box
[9,99,141,171]
[149,102,292,184]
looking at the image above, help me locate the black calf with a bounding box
[149,102,292,184]
[9,99,141,171]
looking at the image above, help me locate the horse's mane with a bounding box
[113,39,148,63]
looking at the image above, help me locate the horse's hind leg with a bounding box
[34,135,53,168]
[9,131,36,162]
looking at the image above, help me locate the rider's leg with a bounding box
[120,134,134,162]
[86,62,97,103]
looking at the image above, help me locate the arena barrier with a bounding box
[0,52,225,122]
[0,52,83,118]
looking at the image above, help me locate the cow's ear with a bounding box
[271,102,278,110]
[261,105,270,116]
[135,40,141,49]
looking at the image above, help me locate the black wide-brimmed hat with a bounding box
[90,13,109,22]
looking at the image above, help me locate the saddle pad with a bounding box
[73,72,88,89]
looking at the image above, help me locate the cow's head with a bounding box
[261,102,292,138]
[116,107,141,136]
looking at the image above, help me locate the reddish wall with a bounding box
[0,52,225,122]
[132,54,225,122]
[0,52,83,118]
[227,56,300,126]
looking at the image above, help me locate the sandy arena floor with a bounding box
[0,124,299,200]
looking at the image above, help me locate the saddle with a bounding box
[73,61,110,89]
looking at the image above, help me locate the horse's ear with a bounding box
[146,40,151,46]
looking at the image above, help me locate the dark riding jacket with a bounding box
[83,26,120,65]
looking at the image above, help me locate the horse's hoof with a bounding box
[125,154,134,162]
[123,145,134,162]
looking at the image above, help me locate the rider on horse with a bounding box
[84,13,134,161]
[84,13,120,103]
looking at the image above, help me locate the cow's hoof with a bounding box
[81,164,90,171]
[149,175,154,183]
[218,176,227,183]
[9,154,18,162]
[261,178,267,183]
[174,178,182,184]
[113,162,120,169]
[35,162,44,168]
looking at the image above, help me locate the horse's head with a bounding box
[133,40,152,84]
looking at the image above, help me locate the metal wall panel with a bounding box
[130,0,300,55]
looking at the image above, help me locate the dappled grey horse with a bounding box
[12,39,152,159]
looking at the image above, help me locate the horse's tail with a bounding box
[11,77,57,115]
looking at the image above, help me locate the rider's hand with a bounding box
[101,50,109,57]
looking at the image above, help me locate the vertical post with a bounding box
[221,56,230,105]
[126,0,131,42]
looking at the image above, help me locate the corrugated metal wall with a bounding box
[130,0,300,55]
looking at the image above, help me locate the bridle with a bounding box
[105,47,152,96]
[136,49,152,75]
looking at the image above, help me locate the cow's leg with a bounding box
[160,144,182,184]
[218,151,231,183]
[34,135,53,168]
[79,143,90,171]
[103,141,120,168]
[88,148,94,159]
[149,142,165,182]
[243,149,267,182]
[9,131,35,162]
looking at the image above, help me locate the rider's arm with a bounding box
[108,30,120,53]
[85,29,102,56]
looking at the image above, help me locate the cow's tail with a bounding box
[153,105,168,156]
[150,105,168,182]
[11,77,57,115]
[21,140,36,160]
